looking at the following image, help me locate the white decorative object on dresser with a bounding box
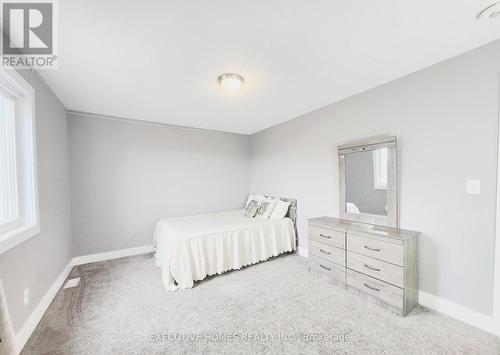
[308,217,419,316]
[307,134,420,316]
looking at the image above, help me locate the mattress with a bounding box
[153,209,296,290]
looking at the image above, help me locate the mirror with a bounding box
[338,136,398,227]
[345,148,388,216]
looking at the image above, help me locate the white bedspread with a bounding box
[153,210,296,290]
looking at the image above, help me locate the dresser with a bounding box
[308,217,420,316]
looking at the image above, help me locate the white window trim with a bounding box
[0,68,39,255]
[495,76,500,325]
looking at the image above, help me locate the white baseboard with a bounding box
[15,245,154,353]
[15,260,73,353]
[419,291,500,337]
[298,246,308,257]
[72,245,154,266]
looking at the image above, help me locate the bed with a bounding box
[153,197,297,290]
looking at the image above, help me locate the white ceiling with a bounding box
[41,1,500,134]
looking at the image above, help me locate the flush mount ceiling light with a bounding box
[477,2,500,19]
[217,73,244,93]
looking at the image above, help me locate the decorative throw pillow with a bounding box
[269,199,291,219]
[255,198,277,219]
[244,200,260,218]
[245,193,267,208]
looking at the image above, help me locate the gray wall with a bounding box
[0,72,72,333]
[249,40,500,315]
[68,115,251,256]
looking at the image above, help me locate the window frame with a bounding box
[0,68,39,255]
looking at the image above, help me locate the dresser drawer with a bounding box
[347,269,403,309]
[309,240,345,266]
[347,233,403,266]
[308,255,346,284]
[347,251,404,287]
[309,225,345,249]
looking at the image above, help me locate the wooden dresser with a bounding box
[308,217,420,316]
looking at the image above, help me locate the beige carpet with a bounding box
[22,253,500,354]
[0,280,17,355]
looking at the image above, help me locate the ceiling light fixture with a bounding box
[477,2,500,19]
[217,73,244,93]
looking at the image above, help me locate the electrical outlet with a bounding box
[23,288,29,306]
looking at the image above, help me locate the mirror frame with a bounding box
[338,135,398,228]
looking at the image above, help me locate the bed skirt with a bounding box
[153,212,296,291]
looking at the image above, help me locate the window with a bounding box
[372,148,388,190]
[0,91,19,231]
[0,69,38,254]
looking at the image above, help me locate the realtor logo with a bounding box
[1,0,57,68]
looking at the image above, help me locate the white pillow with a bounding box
[254,198,277,219]
[269,199,291,219]
[245,193,267,208]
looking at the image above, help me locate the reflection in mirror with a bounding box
[345,148,388,216]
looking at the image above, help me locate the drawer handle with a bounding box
[320,249,332,255]
[364,245,381,252]
[320,264,331,271]
[364,264,381,272]
[319,233,331,239]
[364,283,380,292]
